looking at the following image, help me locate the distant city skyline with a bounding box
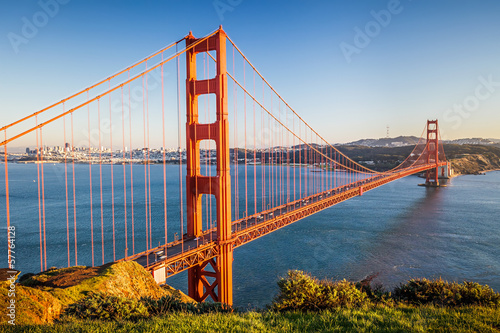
[1,0,500,147]
[7,135,497,154]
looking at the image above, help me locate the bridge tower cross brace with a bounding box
[425,119,440,186]
[185,28,233,305]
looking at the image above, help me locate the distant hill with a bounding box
[443,138,499,145]
[345,136,420,147]
[335,144,500,174]
[344,136,500,147]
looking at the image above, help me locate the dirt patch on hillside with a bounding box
[38,266,101,288]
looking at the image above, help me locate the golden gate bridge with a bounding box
[0,27,448,305]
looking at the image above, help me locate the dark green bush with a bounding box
[64,293,149,321]
[355,280,394,307]
[271,270,370,311]
[140,295,233,316]
[18,272,35,284]
[394,278,500,307]
[271,272,500,312]
[141,295,180,316]
[65,292,233,322]
[195,301,233,314]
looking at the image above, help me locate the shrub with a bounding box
[141,295,180,316]
[64,293,149,321]
[271,270,370,311]
[394,278,500,307]
[459,281,500,307]
[18,272,35,284]
[140,295,233,316]
[355,274,394,307]
[321,279,369,308]
[195,301,233,314]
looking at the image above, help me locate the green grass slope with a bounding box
[2,307,499,333]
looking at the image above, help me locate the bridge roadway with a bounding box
[123,163,446,283]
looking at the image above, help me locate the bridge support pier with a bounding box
[185,27,233,305]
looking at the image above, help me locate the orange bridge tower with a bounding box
[425,119,440,186]
[185,27,233,305]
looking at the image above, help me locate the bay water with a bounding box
[1,163,498,309]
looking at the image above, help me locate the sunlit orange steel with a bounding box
[185,27,233,304]
[425,120,440,186]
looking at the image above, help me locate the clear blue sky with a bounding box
[1,0,499,145]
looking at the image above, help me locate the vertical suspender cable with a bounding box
[98,99,104,264]
[128,72,135,255]
[325,145,328,191]
[328,146,331,190]
[319,134,322,193]
[335,148,338,188]
[292,116,297,201]
[146,67,152,250]
[270,108,273,209]
[282,105,285,204]
[286,109,290,204]
[261,79,265,212]
[315,134,318,193]
[63,114,70,267]
[243,59,248,224]
[142,74,148,252]
[299,121,301,200]
[332,147,334,190]
[70,114,76,266]
[253,71,257,216]
[36,120,42,271]
[40,129,47,270]
[308,127,310,195]
[310,132,314,194]
[109,80,116,261]
[304,128,307,198]
[312,134,315,194]
[108,83,116,259]
[161,54,167,248]
[270,95,273,208]
[321,136,324,193]
[87,93,94,266]
[281,103,284,205]
[312,132,315,193]
[122,86,128,258]
[278,101,282,206]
